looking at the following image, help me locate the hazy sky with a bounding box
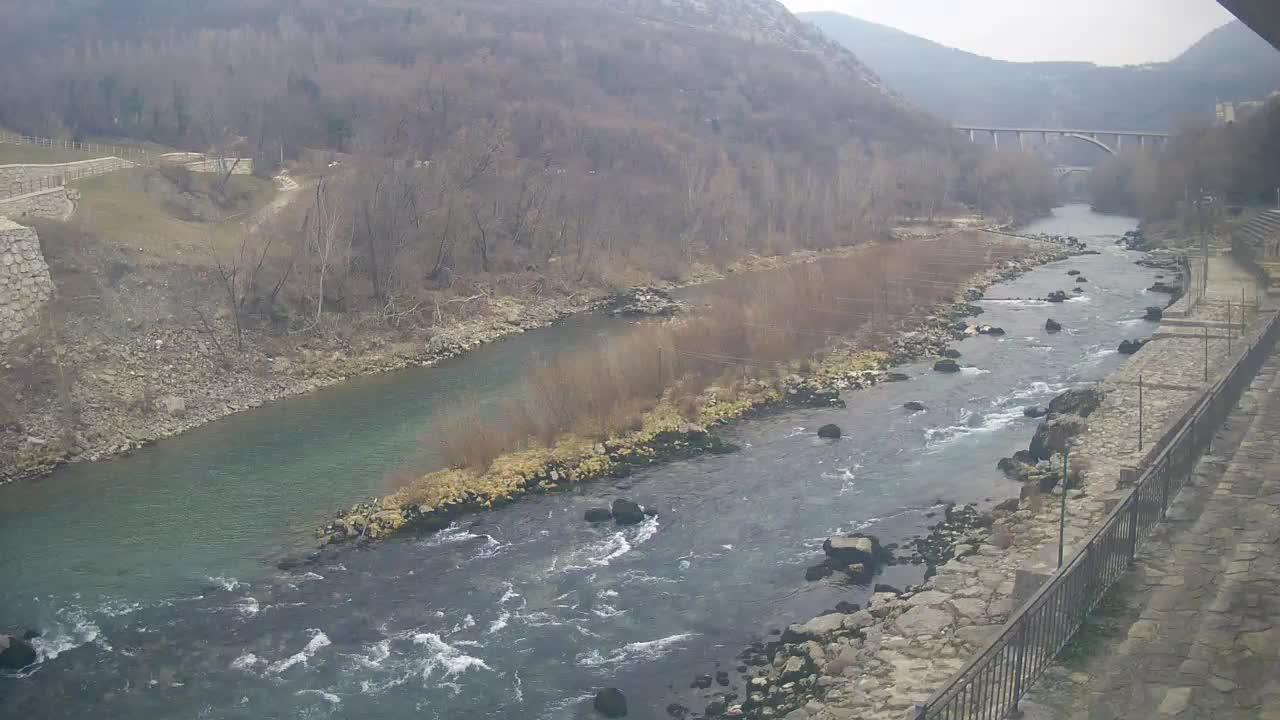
[781,0,1237,66]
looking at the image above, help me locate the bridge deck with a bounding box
[954,125,1170,137]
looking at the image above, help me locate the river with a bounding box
[0,206,1158,719]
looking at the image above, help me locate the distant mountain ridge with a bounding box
[800,13,1280,131]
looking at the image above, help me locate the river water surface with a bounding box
[1,206,1160,719]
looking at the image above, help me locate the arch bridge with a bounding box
[954,125,1170,155]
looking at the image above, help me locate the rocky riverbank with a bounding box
[676,246,1237,720]
[0,293,593,485]
[320,237,1087,545]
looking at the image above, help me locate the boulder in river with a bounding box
[1118,339,1147,355]
[1144,306,1164,322]
[1045,318,1062,333]
[1023,406,1049,418]
[1067,269,1081,276]
[594,688,628,717]
[584,508,613,523]
[0,634,37,670]
[692,674,713,689]
[1075,276,1088,284]
[884,372,910,382]
[904,401,926,412]
[1047,290,1068,303]
[817,424,842,439]
[822,533,886,568]
[941,348,962,359]
[1073,287,1085,294]
[977,325,1007,336]
[611,499,646,526]
[933,359,961,373]
[1148,281,1180,294]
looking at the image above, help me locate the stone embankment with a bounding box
[683,252,1263,720]
[0,186,74,222]
[320,238,1086,545]
[0,219,53,344]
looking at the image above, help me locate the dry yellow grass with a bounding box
[72,168,275,267]
[424,233,1030,473]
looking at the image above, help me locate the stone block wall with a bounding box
[0,219,53,343]
[0,157,133,199]
[183,157,255,175]
[0,187,73,222]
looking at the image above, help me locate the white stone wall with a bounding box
[0,187,73,222]
[0,219,53,343]
[183,157,255,175]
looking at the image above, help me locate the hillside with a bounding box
[801,13,1280,131]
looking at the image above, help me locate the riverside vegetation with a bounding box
[321,232,1088,543]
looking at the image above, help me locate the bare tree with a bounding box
[304,177,353,327]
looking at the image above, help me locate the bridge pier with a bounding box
[969,129,975,143]
[992,130,999,149]
[1017,131,1025,151]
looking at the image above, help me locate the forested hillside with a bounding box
[0,0,1053,299]
[803,13,1280,132]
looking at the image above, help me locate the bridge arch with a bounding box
[1061,133,1116,156]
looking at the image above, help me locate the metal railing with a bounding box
[0,159,134,201]
[0,130,154,165]
[912,303,1280,720]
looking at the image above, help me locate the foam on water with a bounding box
[925,406,1029,451]
[20,607,107,669]
[552,516,660,573]
[296,689,342,705]
[420,524,487,548]
[487,612,510,634]
[231,653,263,672]
[266,629,331,675]
[236,597,260,617]
[208,576,245,592]
[540,693,596,720]
[575,633,696,669]
[411,633,493,679]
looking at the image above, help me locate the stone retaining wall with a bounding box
[0,219,53,343]
[0,186,73,222]
[0,157,133,199]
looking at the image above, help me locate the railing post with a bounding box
[1009,622,1029,717]
[1160,456,1171,520]
[1127,496,1139,560]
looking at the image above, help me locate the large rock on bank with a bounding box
[1047,387,1104,418]
[1028,416,1086,462]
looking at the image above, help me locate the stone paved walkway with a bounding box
[1023,351,1280,720]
